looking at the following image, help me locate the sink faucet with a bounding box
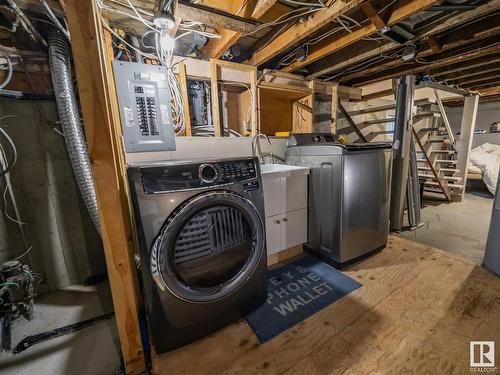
[252,133,272,165]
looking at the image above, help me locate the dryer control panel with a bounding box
[140,159,257,194]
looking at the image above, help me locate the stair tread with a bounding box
[419,173,462,181]
[424,180,464,188]
[417,166,459,171]
[430,149,456,154]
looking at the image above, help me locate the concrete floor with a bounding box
[0,282,121,375]
[398,190,494,265]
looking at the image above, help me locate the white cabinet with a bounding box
[265,209,308,255]
[261,164,309,256]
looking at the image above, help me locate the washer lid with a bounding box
[150,190,265,303]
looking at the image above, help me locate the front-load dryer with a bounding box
[128,157,267,353]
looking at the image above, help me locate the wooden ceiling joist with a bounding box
[247,0,365,66]
[200,0,278,59]
[432,55,500,78]
[307,0,500,79]
[281,0,440,73]
[341,18,500,84]
[176,2,258,34]
[354,42,500,87]
[460,73,500,86]
[444,64,500,83]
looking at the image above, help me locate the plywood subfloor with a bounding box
[153,235,500,374]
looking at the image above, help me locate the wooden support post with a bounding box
[65,1,145,374]
[210,59,222,137]
[250,67,258,136]
[331,83,339,134]
[178,63,192,136]
[210,58,258,137]
[456,95,479,201]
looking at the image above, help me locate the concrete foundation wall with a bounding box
[446,101,500,147]
[0,99,105,291]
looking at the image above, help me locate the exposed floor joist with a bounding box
[246,0,365,66]
[282,0,439,73]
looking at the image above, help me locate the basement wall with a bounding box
[0,99,105,291]
[446,101,500,147]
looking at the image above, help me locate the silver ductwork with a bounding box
[47,29,101,233]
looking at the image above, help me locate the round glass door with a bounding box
[150,191,264,302]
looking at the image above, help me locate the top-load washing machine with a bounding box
[128,157,267,353]
[286,133,392,268]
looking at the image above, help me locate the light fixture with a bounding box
[153,10,175,30]
[401,44,417,62]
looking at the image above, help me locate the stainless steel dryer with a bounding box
[128,158,267,353]
[286,133,392,268]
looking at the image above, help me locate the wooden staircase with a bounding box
[412,96,463,201]
[342,93,463,202]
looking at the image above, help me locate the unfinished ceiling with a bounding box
[8,0,500,99]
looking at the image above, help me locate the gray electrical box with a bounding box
[112,61,176,153]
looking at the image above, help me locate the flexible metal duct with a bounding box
[47,29,101,233]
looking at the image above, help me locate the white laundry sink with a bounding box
[260,163,309,177]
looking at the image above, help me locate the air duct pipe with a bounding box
[47,29,100,233]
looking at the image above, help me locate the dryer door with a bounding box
[151,190,265,302]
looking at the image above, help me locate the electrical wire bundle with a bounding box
[97,0,224,136]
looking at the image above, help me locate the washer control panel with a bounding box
[139,159,258,194]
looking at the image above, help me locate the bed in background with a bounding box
[468,143,500,195]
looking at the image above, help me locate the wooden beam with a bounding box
[426,36,442,53]
[458,72,500,86]
[178,62,192,136]
[456,95,479,201]
[352,42,500,87]
[177,2,257,33]
[282,23,378,73]
[307,0,500,78]
[252,0,278,19]
[200,0,280,58]
[65,1,145,374]
[210,59,222,136]
[331,83,339,133]
[478,85,500,95]
[442,63,500,82]
[433,56,500,78]
[433,89,455,145]
[342,23,500,84]
[284,0,440,73]
[247,0,365,66]
[415,81,468,95]
[339,102,367,142]
[465,79,500,89]
[360,1,385,29]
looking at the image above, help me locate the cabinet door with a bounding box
[265,215,284,256]
[283,209,308,249]
[262,176,286,217]
[285,174,308,212]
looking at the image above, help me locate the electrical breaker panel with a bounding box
[112,61,176,153]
